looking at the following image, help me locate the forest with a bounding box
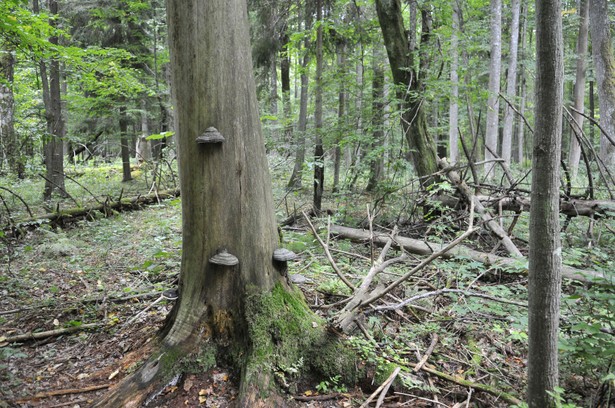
[0,0,614,407]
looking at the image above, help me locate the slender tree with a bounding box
[527,0,564,405]
[589,0,615,167]
[313,0,325,212]
[448,0,460,164]
[40,0,67,200]
[567,0,589,179]
[484,0,502,179]
[366,44,386,192]
[501,0,521,165]
[0,49,18,176]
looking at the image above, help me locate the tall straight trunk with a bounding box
[136,100,152,162]
[333,41,346,193]
[269,55,279,141]
[287,5,311,190]
[42,0,66,200]
[517,0,529,164]
[0,49,18,176]
[366,45,386,192]
[501,0,521,164]
[281,34,292,144]
[119,105,132,182]
[375,0,439,186]
[589,0,615,167]
[313,0,325,211]
[568,0,589,178]
[527,0,563,405]
[484,0,502,180]
[448,0,460,164]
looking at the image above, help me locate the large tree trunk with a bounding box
[484,0,502,180]
[527,0,564,405]
[94,1,357,406]
[567,0,589,178]
[42,0,66,201]
[589,0,615,167]
[501,0,521,165]
[374,0,439,186]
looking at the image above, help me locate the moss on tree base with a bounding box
[94,283,363,407]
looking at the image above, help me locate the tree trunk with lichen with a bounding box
[93,1,358,406]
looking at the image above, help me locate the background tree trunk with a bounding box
[484,0,502,180]
[501,0,521,165]
[288,4,310,190]
[366,44,385,192]
[333,41,346,193]
[42,0,67,201]
[567,0,589,179]
[119,105,132,182]
[374,0,439,186]
[313,0,325,212]
[589,0,615,167]
[527,0,563,405]
[448,0,460,164]
[0,49,18,176]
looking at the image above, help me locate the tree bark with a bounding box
[0,49,18,176]
[484,0,502,180]
[287,4,310,190]
[119,105,132,182]
[589,0,615,167]
[94,1,357,406]
[448,0,460,164]
[374,0,439,186]
[567,0,589,178]
[333,41,346,193]
[313,0,325,211]
[366,44,386,192]
[42,0,66,201]
[527,0,564,405]
[501,0,521,164]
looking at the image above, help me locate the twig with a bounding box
[13,384,111,403]
[303,211,355,290]
[359,367,400,408]
[0,186,33,217]
[1,323,103,343]
[38,173,79,206]
[419,365,522,406]
[413,333,438,372]
[363,228,478,305]
[374,288,527,312]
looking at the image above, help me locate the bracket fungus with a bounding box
[209,249,239,266]
[196,126,225,144]
[272,248,298,262]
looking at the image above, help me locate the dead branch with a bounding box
[1,323,103,344]
[359,367,401,408]
[329,224,608,285]
[13,383,111,403]
[374,289,528,312]
[303,211,356,290]
[439,158,523,257]
[413,333,438,372]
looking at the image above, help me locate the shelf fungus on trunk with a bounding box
[272,248,297,276]
[196,126,225,144]
[209,249,239,266]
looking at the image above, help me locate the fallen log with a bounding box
[437,194,615,219]
[6,188,180,235]
[329,224,610,285]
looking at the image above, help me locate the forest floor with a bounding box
[1,162,614,407]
